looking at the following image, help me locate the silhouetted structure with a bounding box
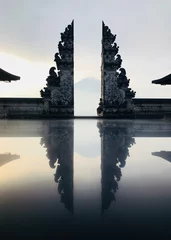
[97,120,135,213]
[152,151,171,163]
[98,21,135,117]
[0,68,20,82]
[0,153,20,167]
[40,21,74,117]
[98,22,171,118]
[152,73,171,85]
[40,120,74,213]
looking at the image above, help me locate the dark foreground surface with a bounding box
[0,119,171,239]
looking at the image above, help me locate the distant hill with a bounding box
[74,78,100,92]
[74,78,101,116]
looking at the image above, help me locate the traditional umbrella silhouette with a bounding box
[152,73,171,85]
[0,153,20,168]
[152,151,171,163]
[0,68,20,82]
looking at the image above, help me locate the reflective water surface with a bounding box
[0,119,171,239]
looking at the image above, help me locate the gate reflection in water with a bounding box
[0,119,171,238]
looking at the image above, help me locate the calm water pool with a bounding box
[0,119,171,239]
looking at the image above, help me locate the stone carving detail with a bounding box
[47,67,60,87]
[103,72,125,105]
[97,98,104,116]
[98,21,136,116]
[40,88,51,99]
[40,21,74,115]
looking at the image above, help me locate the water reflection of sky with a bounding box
[0,120,171,238]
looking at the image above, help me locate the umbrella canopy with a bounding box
[152,73,171,85]
[0,153,20,168]
[0,68,20,82]
[152,151,171,163]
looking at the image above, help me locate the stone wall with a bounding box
[133,99,171,118]
[0,98,75,119]
[0,98,44,119]
[100,99,171,119]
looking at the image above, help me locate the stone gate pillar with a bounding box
[97,22,136,118]
[41,21,74,117]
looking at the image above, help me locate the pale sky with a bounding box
[0,0,171,102]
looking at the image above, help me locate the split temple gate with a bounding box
[0,20,171,119]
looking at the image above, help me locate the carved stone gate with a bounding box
[1,20,171,118]
[97,22,135,117]
[40,21,74,117]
